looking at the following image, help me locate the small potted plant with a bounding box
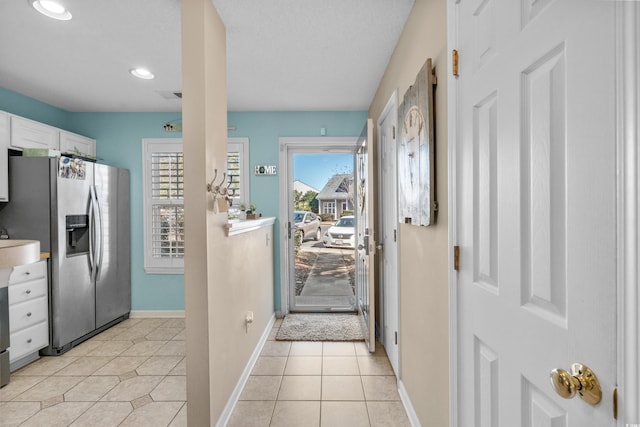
[245,203,257,220]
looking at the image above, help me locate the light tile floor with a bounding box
[0,318,187,427]
[0,317,411,426]
[227,318,412,427]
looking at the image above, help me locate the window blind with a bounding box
[227,150,241,204]
[151,205,184,258]
[151,152,184,199]
[150,152,184,260]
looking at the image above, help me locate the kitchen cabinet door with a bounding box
[0,111,8,201]
[59,131,96,159]
[10,115,59,151]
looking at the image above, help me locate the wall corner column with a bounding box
[182,0,228,424]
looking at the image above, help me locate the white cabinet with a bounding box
[0,111,9,202]
[60,130,96,159]
[8,259,48,369]
[0,112,97,201]
[10,115,59,151]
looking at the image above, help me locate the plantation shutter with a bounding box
[142,139,185,274]
[150,152,184,259]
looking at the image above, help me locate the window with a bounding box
[142,139,184,274]
[227,137,250,220]
[323,201,336,215]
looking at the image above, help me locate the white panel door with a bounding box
[454,1,616,426]
[355,119,376,351]
[378,102,399,374]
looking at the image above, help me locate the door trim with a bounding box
[447,1,460,426]
[277,137,358,316]
[616,2,639,424]
[447,2,639,426]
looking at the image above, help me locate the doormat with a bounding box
[276,313,365,341]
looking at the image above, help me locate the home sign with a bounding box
[254,165,277,176]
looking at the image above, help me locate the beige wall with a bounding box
[368,0,449,425]
[182,0,275,424]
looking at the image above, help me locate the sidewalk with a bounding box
[297,251,354,308]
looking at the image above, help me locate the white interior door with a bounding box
[355,119,376,351]
[454,1,617,426]
[378,98,399,375]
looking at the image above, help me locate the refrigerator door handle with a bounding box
[94,184,104,282]
[88,185,95,278]
[89,185,101,283]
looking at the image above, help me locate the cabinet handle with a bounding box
[26,312,32,317]
[27,338,32,344]
[25,290,31,294]
[24,272,30,276]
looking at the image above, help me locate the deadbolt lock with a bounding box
[550,363,602,405]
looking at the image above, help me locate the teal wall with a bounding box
[68,113,184,311]
[228,111,367,310]
[0,88,69,129]
[1,88,367,312]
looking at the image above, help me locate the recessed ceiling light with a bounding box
[32,0,72,21]
[130,68,155,80]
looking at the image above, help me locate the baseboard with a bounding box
[129,310,185,318]
[398,379,421,427]
[215,313,276,427]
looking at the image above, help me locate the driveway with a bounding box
[295,223,356,306]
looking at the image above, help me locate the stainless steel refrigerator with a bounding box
[0,156,130,355]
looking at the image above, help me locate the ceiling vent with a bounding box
[156,90,182,100]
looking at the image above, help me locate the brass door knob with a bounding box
[550,363,602,405]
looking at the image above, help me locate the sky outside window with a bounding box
[293,154,354,191]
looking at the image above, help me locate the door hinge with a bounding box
[395,331,398,345]
[393,229,397,242]
[392,125,396,139]
[453,245,460,271]
[613,388,618,420]
[452,49,459,77]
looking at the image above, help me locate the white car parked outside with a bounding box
[323,215,355,249]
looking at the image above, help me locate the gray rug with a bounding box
[276,314,365,341]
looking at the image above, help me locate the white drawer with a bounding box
[9,296,48,333]
[9,321,48,363]
[9,260,46,285]
[8,277,47,306]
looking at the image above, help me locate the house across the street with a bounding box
[316,173,354,220]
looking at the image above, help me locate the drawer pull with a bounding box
[26,312,32,317]
[27,338,32,344]
[26,290,31,294]
[24,272,30,276]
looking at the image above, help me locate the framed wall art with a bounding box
[397,58,436,226]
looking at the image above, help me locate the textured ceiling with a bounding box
[0,0,413,113]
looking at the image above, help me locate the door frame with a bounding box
[278,137,358,316]
[446,1,640,426]
[615,2,640,424]
[377,90,400,375]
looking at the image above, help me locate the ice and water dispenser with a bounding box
[66,215,89,256]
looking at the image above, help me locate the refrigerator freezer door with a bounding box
[94,164,130,328]
[52,159,95,348]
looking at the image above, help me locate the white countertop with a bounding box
[225,217,276,236]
